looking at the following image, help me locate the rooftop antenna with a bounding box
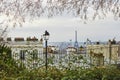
[74,30,79,48]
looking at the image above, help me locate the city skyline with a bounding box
[8,15,120,42]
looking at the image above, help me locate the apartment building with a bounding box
[6,37,44,69]
[87,40,120,66]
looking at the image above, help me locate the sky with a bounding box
[8,15,120,42]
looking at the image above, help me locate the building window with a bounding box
[33,63,38,68]
[20,50,25,60]
[32,50,38,60]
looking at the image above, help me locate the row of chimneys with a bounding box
[95,39,117,45]
[0,37,43,42]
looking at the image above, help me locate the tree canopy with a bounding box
[0,0,119,27]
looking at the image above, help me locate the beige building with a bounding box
[66,47,77,54]
[87,41,120,66]
[43,46,59,54]
[6,37,44,69]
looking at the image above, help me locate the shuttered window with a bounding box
[20,50,25,60]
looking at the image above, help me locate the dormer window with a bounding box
[26,37,38,41]
[14,37,24,41]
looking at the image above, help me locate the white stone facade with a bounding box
[66,47,77,54]
[87,44,120,65]
[6,38,44,69]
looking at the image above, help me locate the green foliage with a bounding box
[0,45,120,80]
[0,44,11,59]
[0,44,26,79]
[1,63,120,80]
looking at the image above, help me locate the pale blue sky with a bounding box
[8,15,120,42]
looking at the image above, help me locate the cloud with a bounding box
[8,16,120,42]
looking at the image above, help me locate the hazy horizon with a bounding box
[8,15,120,42]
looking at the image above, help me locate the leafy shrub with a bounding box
[0,44,120,80]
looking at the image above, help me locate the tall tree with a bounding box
[0,0,119,27]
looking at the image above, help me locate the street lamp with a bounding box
[43,30,50,71]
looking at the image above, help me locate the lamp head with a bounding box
[43,30,50,40]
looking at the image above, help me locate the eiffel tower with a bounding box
[74,31,79,48]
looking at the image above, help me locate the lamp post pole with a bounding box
[43,30,50,71]
[45,40,48,70]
